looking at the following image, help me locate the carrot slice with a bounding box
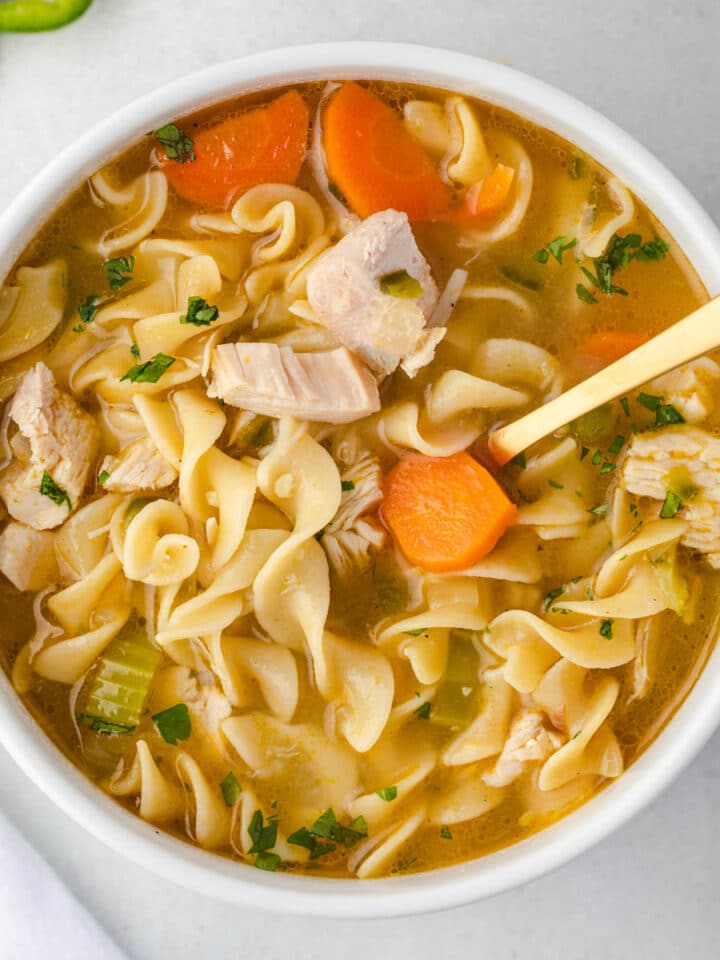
[463,163,516,220]
[158,90,310,208]
[381,452,517,573]
[579,331,649,365]
[322,82,453,221]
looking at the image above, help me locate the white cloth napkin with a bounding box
[0,808,127,960]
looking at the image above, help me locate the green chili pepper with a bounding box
[0,0,93,32]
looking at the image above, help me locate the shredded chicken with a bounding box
[0,362,99,529]
[208,343,380,424]
[621,426,720,565]
[99,436,177,493]
[306,209,440,376]
[482,709,564,788]
[0,521,58,591]
[321,454,385,576]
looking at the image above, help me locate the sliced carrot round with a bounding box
[381,451,517,573]
[158,90,310,208]
[322,82,453,221]
[579,330,649,365]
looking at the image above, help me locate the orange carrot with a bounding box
[462,163,516,220]
[579,331,649,364]
[381,452,517,573]
[322,82,453,221]
[158,90,310,208]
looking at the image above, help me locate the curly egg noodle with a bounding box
[0,80,714,879]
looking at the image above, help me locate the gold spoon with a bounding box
[488,295,720,466]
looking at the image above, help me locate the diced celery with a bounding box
[79,621,161,732]
[430,631,479,729]
[667,465,699,502]
[653,552,689,616]
[570,405,613,444]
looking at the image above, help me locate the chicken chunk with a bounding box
[321,454,386,576]
[208,343,380,424]
[0,363,99,529]
[482,710,564,788]
[0,521,58,591]
[646,358,720,424]
[306,209,440,376]
[99,436,177,493]
[621,426,720,565]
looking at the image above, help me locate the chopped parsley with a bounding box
[660,490,683,519]
[120,352,175,384]
[637,392,685,427]
[588,504,609,516]
[327,181,348,205]
[575,233,669,305]
[220,772,242,808]
[248,809,278,855]
[543,585,566,612]
[78,294,100,325]
[620,397,630,417]
[548,479,564,489]
[341,480,355,492]
[599,618,614,639]
[103,255,135,290]
[180,296,219,326]
[152,703,191,745]
[608,435,625,455]
[72,324,85,334]
[376,786,398,802]
[586,585,595,600]
[440,826,453,840]
[570,575,583,584]
[591,450,603,466]
[415,701,431,720]
[39,471,71,509]
[379,269,423,298]
[599,461,616,475]
[580,446,590,461]
[254,852,281,872]
[97,470,110,486]
[130,341,140,360]
[533,235,577,264]
[404,628,426,637]
[81,717,134,735]
[288,808,367,859]
[154,123,195,163]
[510,452,526,468]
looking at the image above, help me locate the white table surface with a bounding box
[2,2,720,957]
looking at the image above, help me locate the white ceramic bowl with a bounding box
[1,42,720,918]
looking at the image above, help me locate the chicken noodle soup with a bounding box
[0,80,716,879]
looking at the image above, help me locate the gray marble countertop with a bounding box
[1,2,719,957]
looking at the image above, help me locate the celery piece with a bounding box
[652,553,689,616]
[570,404,613,444]
[430,632,479,729]
[80,621,161,732]
[0,0,93,32]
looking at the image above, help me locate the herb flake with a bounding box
[39,471,71,510]
[152,703,191,745]
[220,772,242,807]
[103,256,135,290]
[180,296,219,326]
[155,123,195,163]
[376,786,398,802]
[120,352,175,384]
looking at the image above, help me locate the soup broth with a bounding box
[0,79,715,879]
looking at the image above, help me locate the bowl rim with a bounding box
[1,40,720,918]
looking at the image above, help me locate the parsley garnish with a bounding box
[81,717,134,735]
[404,628,426,637]
[288,808,367,859]
[97,470,110,486]
[510,452,526,468]
[152,703,191,745]
[580,446,590,461]
[341,480,355,492]
[154,123,195,163]
[588,504,609,516]
[533,235,577,264]
[120,352,175,384]
[180,296,219,326]
[608,435,625,455]
[620,397,630,417]
[248,809,278,855]
[78,294,100,325]
[379,269,423,298]
[637,392,685,427]
[570,575,583,584]
[103,256,135,290]
[543,585,566,612]
[599,461,616,475]
[39,471,71,510]
[130,341,140,360]
[376,786,398,802]
[575,233,669,304]
[72,324,85,334]
[440,826,453,840]
[415,701,431,720]
[220,772,242,807]
[660,490,682,519]
[599,618,614,639]
[327,181,348,205]
[591,450,603,466]
[548,479,564,489]
[254,852,281,872]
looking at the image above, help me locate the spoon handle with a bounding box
[488,295,720,466]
